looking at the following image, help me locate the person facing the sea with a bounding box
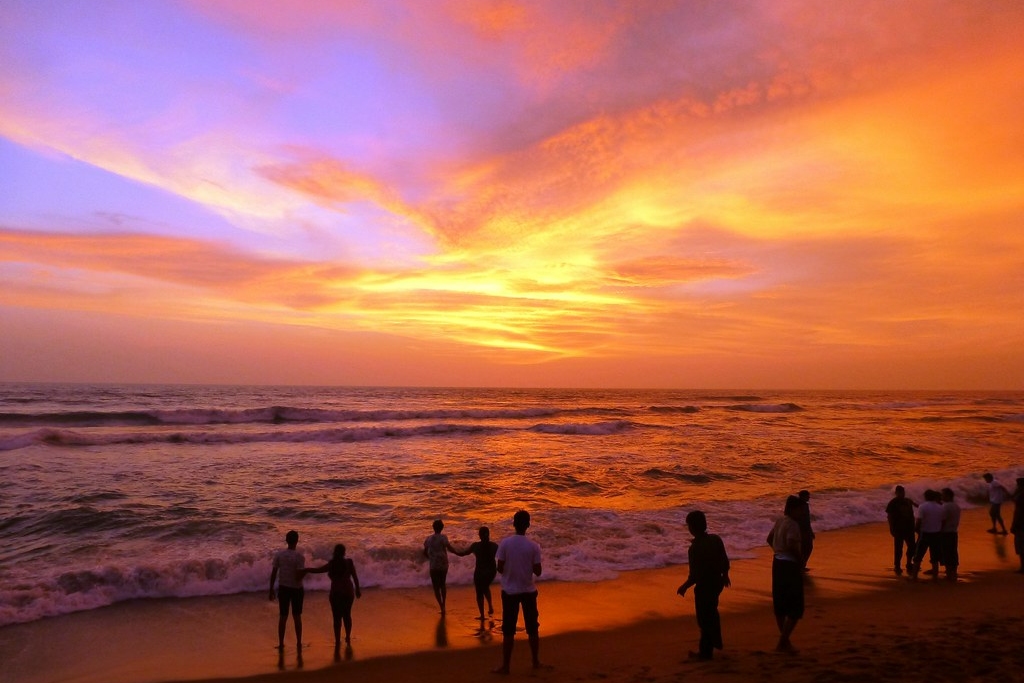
[1012,477,1024,573]
[909,489,944,578]
[493,510,543,674]
[767,495,804,654]
[424,519,458,615]
[940,488,961,581]
[983,473,1010,535]
[885,485,918,575]
[676,510,731,661]
[455,526,499,620]
[269,530,305,650]
[796,490,815,571]
[303,543,361,648]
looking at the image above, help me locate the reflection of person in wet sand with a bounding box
[676,510,730,661]
[424,519,458,614]
[767,496,804,654]
[303,543,361,647]
[493,510,542,675]
[1012,477,1024,573]
[455,526,499,619]
[269,530,305,650]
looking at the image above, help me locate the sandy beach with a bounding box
[5,507,1023,683]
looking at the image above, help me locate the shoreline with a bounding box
[4,507,1023,683]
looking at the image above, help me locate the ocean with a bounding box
[1,383,1022,628]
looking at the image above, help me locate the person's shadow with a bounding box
[993,532,1008,560]
[435,615,449,648]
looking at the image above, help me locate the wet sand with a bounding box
[4,507,1023,683]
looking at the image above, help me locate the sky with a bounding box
[2,0,1023,389]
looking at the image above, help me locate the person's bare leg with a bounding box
[278,615,287,648]
[294,615,303,649]
[776,617,799,653]
[486,587,494,615]
[493,635,513,674]
[529,633,540,668]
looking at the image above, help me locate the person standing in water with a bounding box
[269,530,306,650]
[456,526,499,619]
[424,519,458,614]
[304,543,361,647]
[983,473,1011,534]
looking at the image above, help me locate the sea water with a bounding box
[1,383,1022,626]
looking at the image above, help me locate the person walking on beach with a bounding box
[767,495,804,654]
[269,530,306,650]
[493,510,543,674]
[940,488,961,581]
[303,543,361,647]
[983,473,1010,534]
[676,510,731,661]
[909,490,944,578]
[885,485,918,575]
[796,490,815,571]
[424,519,458,615]
[455,526,499,620]
[1011,477,1024,573]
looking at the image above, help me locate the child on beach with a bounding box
[303,543,361,647]
[676,510,731,660]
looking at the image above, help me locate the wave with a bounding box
[0,419,648,451]
[724,402,803,413]
[2,466,1020,627]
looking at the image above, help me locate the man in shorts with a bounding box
[269,530,305,650]
[493,510,542,674]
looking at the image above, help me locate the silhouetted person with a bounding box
[886,485,917,575]
[767,495,804,653]
[1012,477,1024,573]
[676,510,731,660]
[940,488,961,581]
[269,530,305,650]
[910,489,943,578]
[984,473,1010,534]
[493,510,542,674]
[796,490,815,570]
[303,543,361,647]
[455,526,499,619]
[424,518,457,614]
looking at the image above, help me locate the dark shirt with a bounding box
[687,533,730,588]
[886,497,916,534]
[470,540,498,577]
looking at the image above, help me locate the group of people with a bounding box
[268,510,544,674]
[268,473,1024,670]
[885,485,962,579]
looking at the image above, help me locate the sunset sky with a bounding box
[2,0,1023,389]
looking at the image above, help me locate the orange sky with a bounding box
[1,1,1023,388]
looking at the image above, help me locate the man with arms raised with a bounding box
[493,510,542,674]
